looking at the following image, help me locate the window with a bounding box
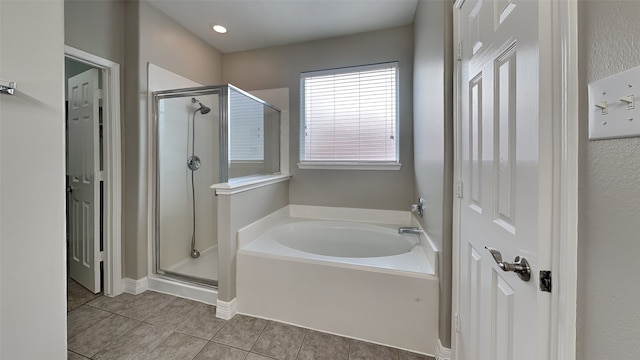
[299,62,400,170]
[230,89,264,161]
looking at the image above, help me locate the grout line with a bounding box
[70,293,430,360]
[248,318,271,354]
[294,329,308,360]
[67,349,89,359]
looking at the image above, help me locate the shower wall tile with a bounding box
[212,314,268,350]
[176,304,226,340]
[251,321,307,360]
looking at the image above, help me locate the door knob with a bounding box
[485,246,531,281]
[67,186,78,193]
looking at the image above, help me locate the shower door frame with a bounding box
[150,83,282,289]
[151,85,228,288]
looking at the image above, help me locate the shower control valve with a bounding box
[187,155,201,171]
[411,197,425,218]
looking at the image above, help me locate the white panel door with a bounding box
[457,0,551,359]
[67,69,101,293]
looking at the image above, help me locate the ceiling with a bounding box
[145,0,419,54]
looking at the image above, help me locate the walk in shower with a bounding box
[152,85,281,288]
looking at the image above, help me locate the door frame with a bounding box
[450,1,578,359]
[64,45,123,297]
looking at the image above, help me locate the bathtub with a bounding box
[236,206,439,356]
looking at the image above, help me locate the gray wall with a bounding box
[577,1,640,358]
[413,0,454,348]
[217,182,290,302]
[223,26,415,211]
[65,0,125,65]
[1,0,67,357]
[125,0,224,279]
[66,0,224,280]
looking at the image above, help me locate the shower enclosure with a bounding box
[152,85,281,288]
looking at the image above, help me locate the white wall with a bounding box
[413,0,454,348]
[0,0,67,358]
[577,1,640,358]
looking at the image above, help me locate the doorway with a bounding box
[450,0,579,359]
[65,58,104,309]
[64,46,123,303]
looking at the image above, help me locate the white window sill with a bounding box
[297,162,402,171]
[211,174,291,195]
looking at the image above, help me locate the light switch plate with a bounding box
[588,66,640,140]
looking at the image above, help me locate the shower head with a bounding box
[191,97,211,115]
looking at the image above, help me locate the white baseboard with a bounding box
[436,339,451,360]
[123,277,148,295]
[216,298,237,320]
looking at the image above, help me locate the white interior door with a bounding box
[67,68,101,293]
[456,0,551,359]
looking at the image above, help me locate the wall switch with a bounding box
[588,66,640,140]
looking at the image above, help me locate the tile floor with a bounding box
[67,278,102,313]
[67,291,436,360]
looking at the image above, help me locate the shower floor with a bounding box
[166,245,218,281]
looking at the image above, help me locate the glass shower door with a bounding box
[155,90,220,286]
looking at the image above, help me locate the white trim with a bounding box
[216,298,237,320]
[123,277,149,295]
[147,276,217,305]
[64,45,123,297]
[297,162,402,171]
[436,339,452,360]
[549,0,579,359]
[211,174,291,195]
[451,3,464,357]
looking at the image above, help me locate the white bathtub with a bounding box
[236,206,439,356]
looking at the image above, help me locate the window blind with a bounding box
[300,62,398,164]
[229,90,264,161]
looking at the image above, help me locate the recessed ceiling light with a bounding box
[212,25,227,34]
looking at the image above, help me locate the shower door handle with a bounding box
[485,246,531,281]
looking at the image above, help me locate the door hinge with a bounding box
[454,313,461,333]
[96,89,103,100]
[456,180,464,198]
[456,41,463,61]
[99,251,105,262]
[96,171,104,182]
[540,270,552,292]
